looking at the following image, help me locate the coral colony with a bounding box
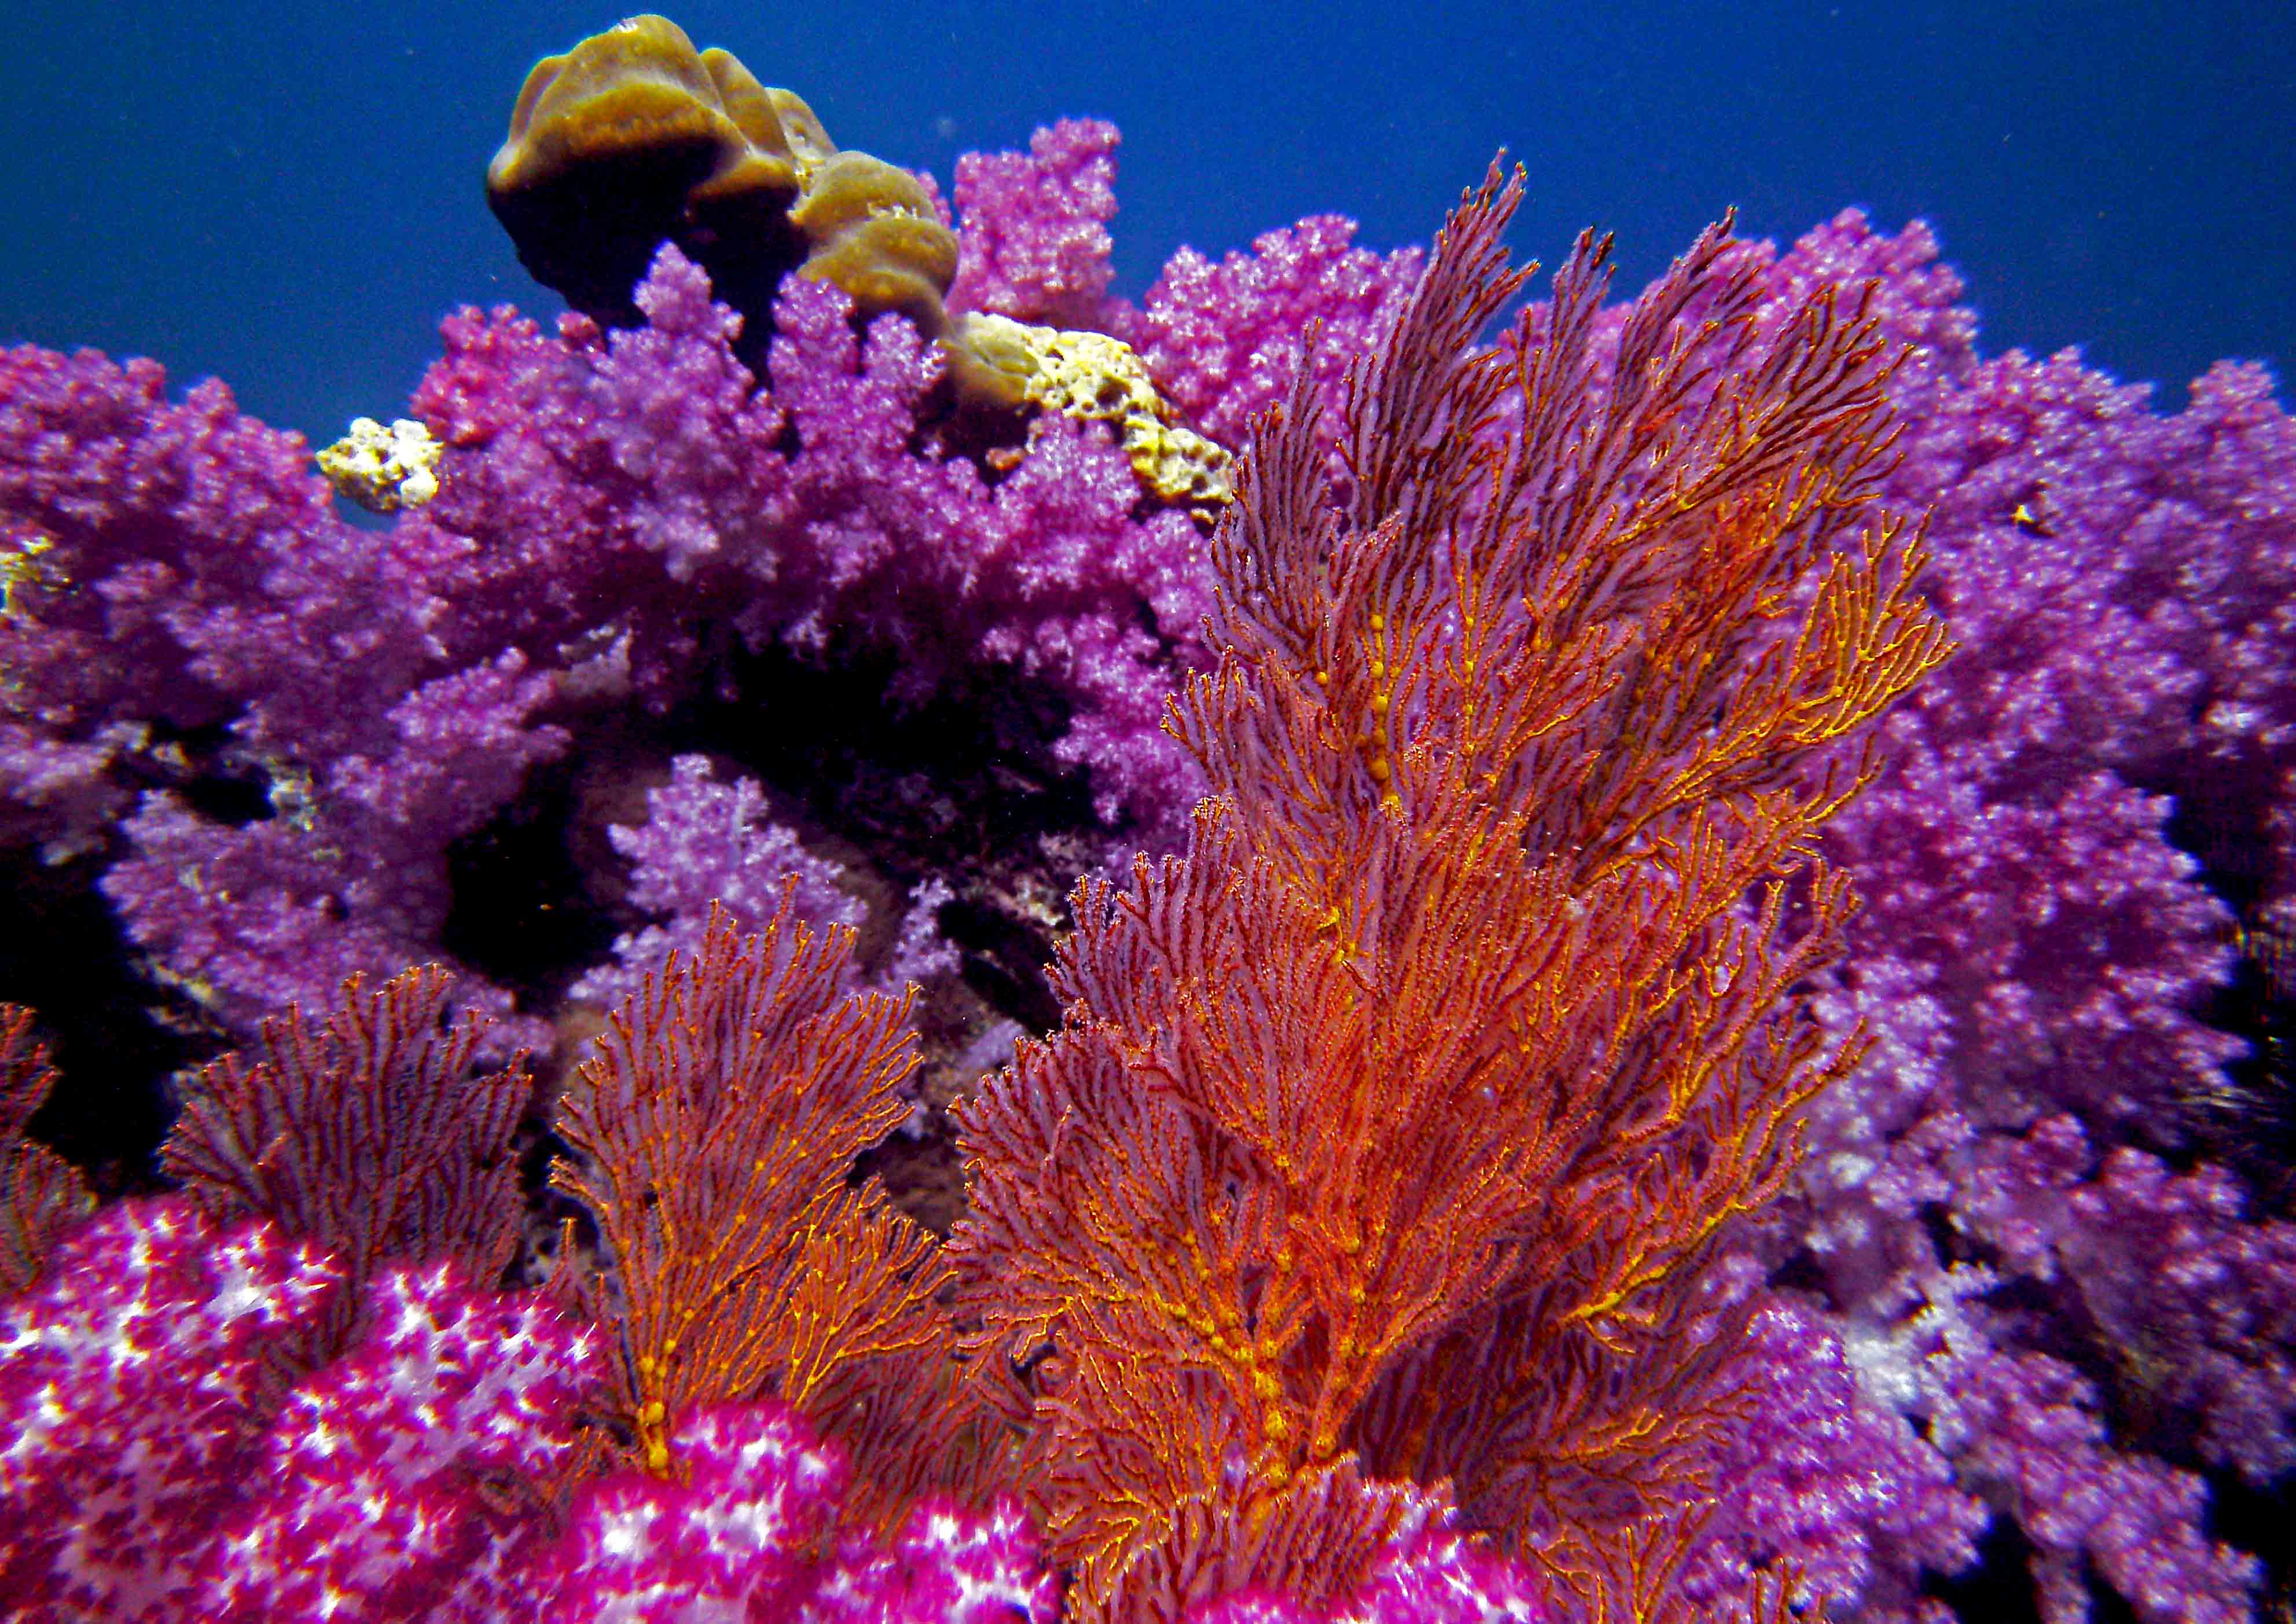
[2,13,2294,1623]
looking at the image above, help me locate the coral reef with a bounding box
[1,28,2291,1622]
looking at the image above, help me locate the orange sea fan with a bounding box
[0,1004,89,1295]
[550,891,1006,1513]
[950,161,1951,1622]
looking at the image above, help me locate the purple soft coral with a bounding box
[950,118,1122,329]
[0,344,564,1048]
[1678,1296,1985,1622]
[572,754,957,1025]
[1120,214,1424,463]
[0,113,1433,1062]
[571,753,863,1010]
[412,248,1212,833]
[1747,210,2296,1623]
[0,232,1218,1049]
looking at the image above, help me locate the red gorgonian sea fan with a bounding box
[0,1004,90,1293]
[551,890,1011,1517]
[161,964,530,1365]
[949,164,1951,1622]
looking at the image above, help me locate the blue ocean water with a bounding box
[1,1,2290,443]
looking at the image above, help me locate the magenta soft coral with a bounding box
[199,1260,598,1622]
[538,1405,1059,1623]
[0,1202,338,1621]
[0,1199,1059,1623]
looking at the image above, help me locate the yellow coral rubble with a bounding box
[969,314,1231,510]
[317,417,443,512]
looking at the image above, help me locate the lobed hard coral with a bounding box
[490,13,1022,421]
[486,15,853,333]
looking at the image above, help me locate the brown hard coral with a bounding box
[789,152,961,336]
[484,14,1034,411]
[485,15,819,328]
[486,14,1226,497]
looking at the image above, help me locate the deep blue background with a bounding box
[3,2,2290,443]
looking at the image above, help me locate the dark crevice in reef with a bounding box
[0,845,214,1195]
[0,719,340,1193]
[2155,740,2279,925]
[440,640,1101,1032]
[2083,1557,2145,1624]
[2185,925,2296,1209]
[689,638,1103,1006]
[1922,1511,2045,1624]
[938,893,1064,1037]
[440,748,623,1011]
[169,756,275,828]
[708,642,1098,858]
[435,640,1126,1237]
[694,643,1116,1230]
[106,718,267,824]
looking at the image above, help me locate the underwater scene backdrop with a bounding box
[0,5,2292,1622]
